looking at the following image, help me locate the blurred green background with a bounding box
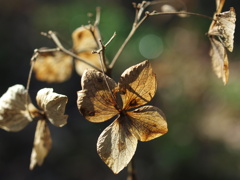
[0,0,240,179]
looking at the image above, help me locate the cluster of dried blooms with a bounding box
[0,0,237,176]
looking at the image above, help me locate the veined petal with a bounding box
[30,119,52,170]
[118,60,157,110]
[77,69,119,122]
[127,105,168,142]
[209,37,229,85]
[0,84,37,132]
[36,88,68,127]
[97,117,138,174]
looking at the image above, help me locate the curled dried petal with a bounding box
[36,88,68,127]
[30,119,52,170]
[0,84,37,132]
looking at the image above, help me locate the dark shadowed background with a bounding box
[1,0,240,179]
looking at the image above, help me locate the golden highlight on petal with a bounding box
[36,88,68,127]
[33,51,73,83]
[97,119,138,174]
[127,105,168,141]
[77,69,119,122]
[30,119,52,170]
[119,60,157,110]
[75,51,102,76]
[72,25,99,53]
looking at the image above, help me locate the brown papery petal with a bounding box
[33,51,73,83]
[30,119,52,170]
[119,60,157,110]
[127,105,168,142]
[36,88,68,127]
[75,51,102,76]
[209,37,229,85]
[215,8,236,52]
[72,25,99,53]
[0,84,37,132]
[77,69,119,122]
[97,118,138,174]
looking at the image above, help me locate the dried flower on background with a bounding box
[0,85,68,169]
[208,0,236,85]
[33,25,102,83]
[77,60,168,174]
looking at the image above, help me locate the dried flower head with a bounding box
[77,60,168,174]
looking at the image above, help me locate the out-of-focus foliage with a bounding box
[0,0,240,179]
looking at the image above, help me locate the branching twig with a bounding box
[42,31,102,71]
[109,1,151,69]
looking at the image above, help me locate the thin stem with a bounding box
[109,14,149,69]
[45,31,102,71]
[93,34,118,107]
[148,11,213,20]
[127,159,137,180]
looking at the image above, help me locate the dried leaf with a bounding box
[30,119,52,170]
[72,25,99,53]
[97,118,138,174]
[0,84,37,132]
[209,37,229,84]
[77,70,119,122]
[33,51,73,83]
[119,60,156,110]
[36,88,68,127]
[75,51,102,76]
[127,105,168,141]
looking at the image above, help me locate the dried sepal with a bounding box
[75,51,102,76]
[207,3,235,85]
[215,8,236,52]
[77,69,119,123]
[97,118,138,174]
[30,119,52,170]
[119,60,156,110]
[33,51,73,83]
[36,88,68,127]
[0,84,37,132]
[209,37,229,84]
[127,106,168,141]
[72,25,99,52]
